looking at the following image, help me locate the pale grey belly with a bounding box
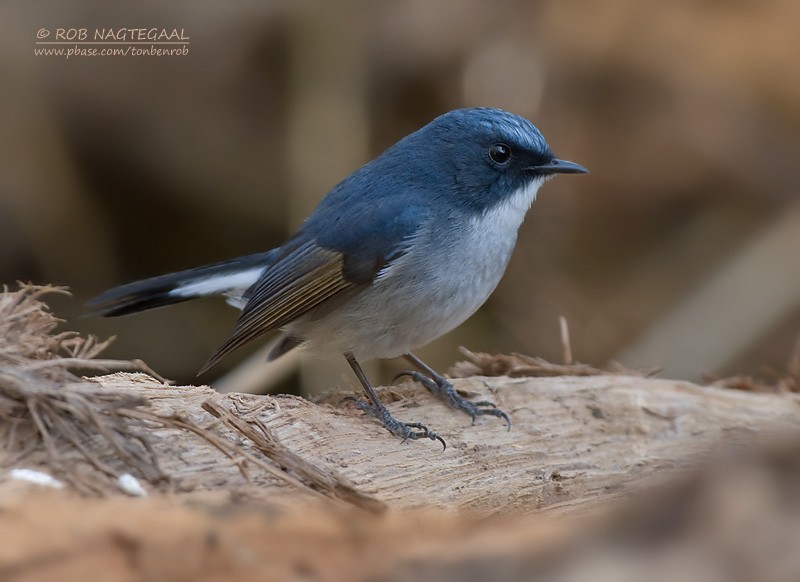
[288,231,517,360]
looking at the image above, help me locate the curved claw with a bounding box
[497,410,512,432]
[399,422,447,451]
[465,405,511,431]
[397,370,512,430]
[408,427,446,451]
[341,396,446,449]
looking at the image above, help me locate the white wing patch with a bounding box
[169,267,264,299]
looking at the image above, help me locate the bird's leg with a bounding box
[344,353,445,449]
[395,353,511,430]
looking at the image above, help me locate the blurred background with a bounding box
[1,0,798,394]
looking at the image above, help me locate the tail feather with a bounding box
[87,250,276,317]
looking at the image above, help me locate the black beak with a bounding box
[529,158,589,175]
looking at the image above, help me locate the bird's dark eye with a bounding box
[488,143,512,165]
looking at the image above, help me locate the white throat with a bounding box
[472,176,545,233]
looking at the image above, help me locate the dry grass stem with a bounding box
[0,283,383,509]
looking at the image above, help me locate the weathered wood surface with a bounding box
[5,371,800,581]
[74,371,800,515]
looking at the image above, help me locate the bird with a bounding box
[88,107,587,448]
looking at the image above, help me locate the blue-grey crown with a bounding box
[438,107,550,156]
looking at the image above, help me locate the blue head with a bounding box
[374,107,587,213]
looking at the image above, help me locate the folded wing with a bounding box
[199,204,430,374]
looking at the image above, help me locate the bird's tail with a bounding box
[86,250,277,317]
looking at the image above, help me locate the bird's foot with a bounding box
[394,371,511,430]
[343,396,446,450]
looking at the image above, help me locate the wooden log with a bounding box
[4,371,800,581]
[71,371,800,515]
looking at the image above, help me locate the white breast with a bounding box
[292,178,545,360]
